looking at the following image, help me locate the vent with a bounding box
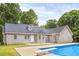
[27,25,32,31]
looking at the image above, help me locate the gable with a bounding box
[60,26,73,35]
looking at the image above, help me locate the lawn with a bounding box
[0,44,48,56]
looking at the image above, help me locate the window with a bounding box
[27,25,32,31]
[25,35,30,39]
[39,35,41,39]
[25,35,27,39]
[14,35,17,39]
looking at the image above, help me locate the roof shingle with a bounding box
[4,23,67,34]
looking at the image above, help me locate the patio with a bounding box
[15,43,76,56]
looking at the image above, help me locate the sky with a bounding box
[19,3,79,26]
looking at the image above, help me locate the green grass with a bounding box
[0,43,48,56]
[0,44,29,56]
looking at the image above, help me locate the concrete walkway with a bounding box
[15,43,77,56]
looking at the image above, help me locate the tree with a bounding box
[58,10,79,39]
[45,19,57,29]
[20,9,38,25]
[0,3,21,24]
[0,16,4,25]
[0,25,3,45]
[0,3,21,44]
[40,25,46,28]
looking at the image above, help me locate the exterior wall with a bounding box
[50,35,56,43]
[36,34,46,43]
[5,34,47,44]
[46,35,55,43]
[41,35,47,43]
[57,28,73,43]
[34,35,37,43]
[5,34,29,44]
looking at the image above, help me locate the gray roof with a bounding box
[4,23,67,34]
[47,25,66,34]
[4,23,47,34]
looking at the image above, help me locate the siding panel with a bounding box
[58,28,73,43]
[6,34,28,44]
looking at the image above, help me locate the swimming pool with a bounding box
[39,44,79,56]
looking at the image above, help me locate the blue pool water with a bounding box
[39,44,79,56]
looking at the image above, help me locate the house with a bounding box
[3,23,73,44]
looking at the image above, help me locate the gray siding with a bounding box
[5,34,29,44]
[5,34,46,44]
[57,28,73,43]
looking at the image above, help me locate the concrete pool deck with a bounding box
[15,43,78,56]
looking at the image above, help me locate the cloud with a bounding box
[19,3,79,26]
[19,3,60,25]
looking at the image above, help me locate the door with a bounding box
[30,35,34,42]
[54,34,59,43]
[46,35,51,43]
